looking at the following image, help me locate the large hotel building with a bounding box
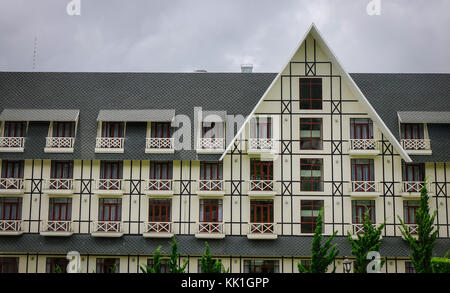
[0,24,449,273]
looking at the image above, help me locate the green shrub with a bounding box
[431,257,450,273]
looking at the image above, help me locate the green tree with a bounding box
[398,180,437,273]
[347,210,385,273]
[168,235,188,273]
[200,242,228,273]
[298,208,339,273]
[140,245,163,273]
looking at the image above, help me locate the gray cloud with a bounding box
[0,0,449,73]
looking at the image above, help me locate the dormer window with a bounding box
[248,117,275,153]
[95,122,125,153]
[197,121,225,152]
[0,121,26,152]
[400,123,431,153]
[45,122,76,153]
[146,122,174,153]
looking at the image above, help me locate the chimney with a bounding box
[241,64,253,73]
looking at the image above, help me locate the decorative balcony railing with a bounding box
[248,138,274,151]
[402,181,425,193]
[145,222,172,233]
[0,178,24,190]
[198,180,224,191]
[46,179,73,190]
[198,138,224,150]
[92,221,122,233]
[96,179,122,191]
[349,139,377,151]
[146,179,173,191]
[249,223,275,234]
[95,137,124,149]
[0,220,22,232]
[351,181,377,192]
[146,138,174,149]
[0,137,25,148]
[45,137,75,149]
[405,224,418,235]
[401,139,431,151]
[249,180,274,192]
[352,223,377,235]
[42,220,73,233]
[198,222,224,234]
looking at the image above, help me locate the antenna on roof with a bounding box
[32,36,38,71]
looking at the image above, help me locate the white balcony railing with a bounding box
[146,179,173,191]
[350,139,377,151]
[95,137,124,149]
[249,180,274,192]
[96,179,122,191]
[198,138,224,150]
[198,222,224,234]
[0,137,25,148]
[145,222,172,233]
[402,181,425,193]
[248,138,274,151]
[352,223,377,235]
[0,220,22,232]
[249,223,275,234]
[92,221,122,233]
[45,137,75,149]
[198,180,224,191]
[146,138,174,149]
[401,139,431,151]
[42,220,73,233]
[351,181,377,192]
[405,224,418,235]
[0,178,24,190]
[46,179,73,191]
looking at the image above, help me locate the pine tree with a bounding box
[347,210,385,273]
[398,180,437,273]
[168,235,188,273]
[298,208,339,273]
[200,242,227,273]
[140,245,162,273]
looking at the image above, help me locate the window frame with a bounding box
[300,159,324,192]
[148,199,171,222]
[250,200,274,223]
[299,78,323,110]
[199,199,223,223]
[300,118,323,150]
[300,200,324,234]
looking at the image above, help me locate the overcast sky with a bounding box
[0,0,449,73]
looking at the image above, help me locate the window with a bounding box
[199,199,223,223]
[300,118,322,150]
[96,258,120,273]
[148,258,169,273]
[98,198,121,222]
[250,160,273,182]
[150,162,172,180]
[51,161,73,179]
[400,124,424,140]
[299,259,311,271]
[48,198,72,222]
[53,122,75,138]
[405,261,415,273]
[403,200,419,234]
[350,118,373,139]
[250,200,273,223]
[352,200,375,224]
[151,122,171,138]
[0,257,19,273]
[101,122,124,138]
[3,121,26,137]
[402,162,425,182]
[351,159,375,191]
[149,199,171,222]
[1,160,24,179]
[301,200,324,233]
[250,117,272,139]
[299,78,322,109]
[197,259,223,273]
[244,260,279,273]
[200,162,223,191]
[300,159,323,191]
[46,257,68,273]
[100,161,122,190]
[0,198,22,224]
[202,122,224,139]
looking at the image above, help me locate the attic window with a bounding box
[299,78,322,110]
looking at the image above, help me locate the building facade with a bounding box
[0,25,449,273]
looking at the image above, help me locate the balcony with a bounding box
[143,221,173,238]
[400,224,419,240]
[95,137,124,153]
[0,137,25,152]
[40,220,73,236]
[247,138,276,158]
[401,181,426,198]
[348,139,379,156]
[349,223,379,240]
[145,138,175,153]
[247,223,277,240]
[0,178,24,195]
[94,179,123,195]
[144,179,173,196]
[195,222,225,239]
[91,221,123,237]
[43,179,74,195]
[0,220,23,235]
[248,180,276,197]
[44,137,75,153]
[350,181,381,198]
[197,138,225,154]
[197,180,225,197]
[401,139,432,155]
